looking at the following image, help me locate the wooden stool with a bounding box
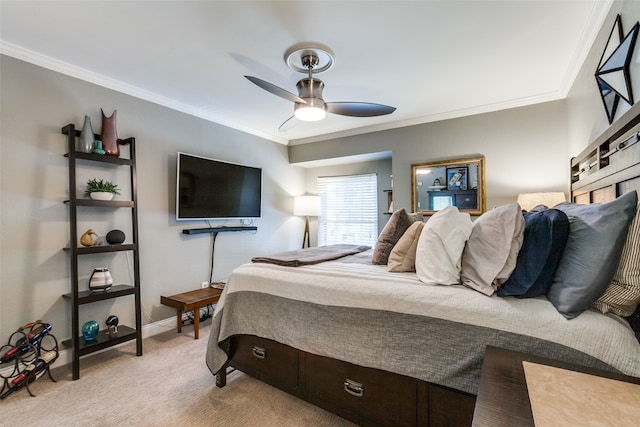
[160,287,222,339]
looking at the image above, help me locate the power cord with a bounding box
[181,303,217,326]
[209,232,217,284]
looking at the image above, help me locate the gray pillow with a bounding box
[387,221,424,272]
[460,203,525,295]
[372,209,422,265]
[548,191,638,319]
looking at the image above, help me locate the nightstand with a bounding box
[472,346,640,426]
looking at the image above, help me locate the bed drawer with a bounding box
[229,335,299,392]
[305,352,417,427]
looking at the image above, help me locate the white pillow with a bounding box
[416,206,473,285]
[460,203,525,296]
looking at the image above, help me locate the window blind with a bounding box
[317,173,378,246]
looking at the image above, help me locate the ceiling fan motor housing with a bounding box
[296,78,325,101]
[295,78,326,120]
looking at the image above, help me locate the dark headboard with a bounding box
[571,102,640,337]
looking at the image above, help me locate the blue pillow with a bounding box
[498,209,569,298]
[548,191,638,319]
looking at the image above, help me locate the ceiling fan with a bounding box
[245,43,396,131]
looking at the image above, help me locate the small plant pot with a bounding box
[90,192,114,201]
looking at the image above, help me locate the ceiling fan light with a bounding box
[295,105,326,121]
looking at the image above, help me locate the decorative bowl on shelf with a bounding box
[89,191,114,201]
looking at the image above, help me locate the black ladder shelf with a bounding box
[61,124,143,380]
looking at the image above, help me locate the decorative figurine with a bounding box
[105,315,119,335]
[80,229,100,247]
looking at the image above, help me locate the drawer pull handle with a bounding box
[344,379,364,397]
[252,346,266,359]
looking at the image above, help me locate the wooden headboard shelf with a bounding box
[571,101,640,358]
[571,101,640,203]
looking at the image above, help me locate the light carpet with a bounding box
[0,322,355,426]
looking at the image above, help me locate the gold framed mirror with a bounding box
[411,156,486,216]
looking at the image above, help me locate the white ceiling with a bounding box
[0,1,612,145]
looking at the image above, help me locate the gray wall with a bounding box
[0,56,305,341]
[2,0,639,345]
[566,0,640,157]
[294,1,640,213]
[293,101,569,215]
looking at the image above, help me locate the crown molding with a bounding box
[0,41,288,145]
[0,0,612,148]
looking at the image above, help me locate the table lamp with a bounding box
[516,192,566,212]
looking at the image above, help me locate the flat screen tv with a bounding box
[176,152,262,221]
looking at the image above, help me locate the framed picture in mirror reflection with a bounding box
[446,167,468,190]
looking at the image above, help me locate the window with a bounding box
[317,173,378,246]
[431,195,453,210]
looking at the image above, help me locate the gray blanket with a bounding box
[207,251,640,395]
[251,244,370,267]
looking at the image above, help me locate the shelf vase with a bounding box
[82,320,100,341]
[89,268,113,292]
[92,140,106,155]
[78,115,95,153]
[100,109,120,157]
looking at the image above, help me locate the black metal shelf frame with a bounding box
[61,123,143,380]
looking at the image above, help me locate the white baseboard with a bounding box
[0,316,181,377]
[142,316,178,339]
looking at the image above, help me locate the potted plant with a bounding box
[85,178,120,201]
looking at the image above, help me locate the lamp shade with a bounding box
[294,195,321,216]
[516,192,566,211]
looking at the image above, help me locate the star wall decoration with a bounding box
[595,15,639,124]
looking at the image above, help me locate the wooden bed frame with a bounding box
[570,101,640,332]
[215,102,640,427]
[216,335,475,426]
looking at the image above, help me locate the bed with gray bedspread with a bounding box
[206,250,640,395]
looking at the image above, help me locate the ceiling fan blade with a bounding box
[244,76,306,104]
[325,102,396,117]
[278,115,298,132]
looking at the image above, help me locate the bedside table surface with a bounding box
[472,346,640,427]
